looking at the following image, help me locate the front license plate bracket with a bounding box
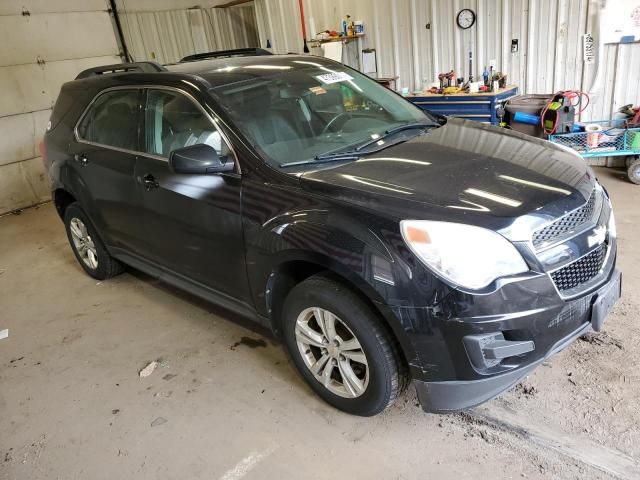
[591,270,621,332]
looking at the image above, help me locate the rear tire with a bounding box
[627,157,640,185]
[63,203,125,280]
[282,274,407,416]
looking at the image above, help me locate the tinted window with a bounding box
[144,90,233,161]
[209,62,433,167]
[77,89,140,150]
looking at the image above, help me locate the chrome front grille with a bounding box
[532,189,598,250]
[550,244,607,292]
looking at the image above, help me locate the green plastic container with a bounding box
[631,131,640,150]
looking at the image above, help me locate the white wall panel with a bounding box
[254,0,303,53]
[0,5,120,214]
[0,114,37,167]
[120,5,260,64]
[0,12,118,65]
[0,109,53,167]
[0,157,50,214]
[0,56,120,117]
[0,0,107,16]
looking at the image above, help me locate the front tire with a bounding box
[282,274,407,416]
[64,203,125,280]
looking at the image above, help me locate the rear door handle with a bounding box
[142,173,159,191]
[74,154,89,166]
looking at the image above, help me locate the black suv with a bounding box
[44,50,620,416]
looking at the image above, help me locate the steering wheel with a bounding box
[321,112,353,135]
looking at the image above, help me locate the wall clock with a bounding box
[457,8,476,29]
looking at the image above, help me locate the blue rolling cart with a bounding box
[549,119,640,184]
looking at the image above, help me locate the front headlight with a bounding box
[400,220,529,289]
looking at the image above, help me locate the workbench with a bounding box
[407,85,519,125]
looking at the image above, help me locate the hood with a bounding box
[300,118,595,228]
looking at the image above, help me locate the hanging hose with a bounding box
[540,90,590,135]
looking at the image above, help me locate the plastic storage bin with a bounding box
[505,94,552,138]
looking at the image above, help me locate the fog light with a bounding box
[463,332,535,370]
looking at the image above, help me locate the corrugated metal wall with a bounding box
[119,5,259,64]
[116,0,639,122]
[0,0,120,214]
[258,0,639,121]
[254,0,304,53]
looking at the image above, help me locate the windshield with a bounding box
[209,60,436,167]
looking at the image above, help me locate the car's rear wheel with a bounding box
[282,274,407,416]
[64,203,125,280]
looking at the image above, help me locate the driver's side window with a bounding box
[144,89,233,161]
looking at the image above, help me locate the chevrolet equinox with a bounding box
[43,49,621,416]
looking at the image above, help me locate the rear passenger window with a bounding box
[144,89,233,161]
[77,90,140,150]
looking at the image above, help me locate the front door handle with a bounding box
[142,173,159,191]
[74,154,89,166]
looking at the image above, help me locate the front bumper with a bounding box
[414,268,621,413]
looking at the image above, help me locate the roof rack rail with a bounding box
[179,48,273,62]
[75,62,167,80]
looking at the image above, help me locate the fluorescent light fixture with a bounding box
[499,175,571,195]
[464,188,522,207]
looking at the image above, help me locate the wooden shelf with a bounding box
[307,34,364,45]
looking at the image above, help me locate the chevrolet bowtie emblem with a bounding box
[588,225,607,248]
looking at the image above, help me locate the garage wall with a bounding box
[254,0,304,53]
[117,3,260,64]
[299,0,640,122]
[114,0,639,125]
[0,1,120,215]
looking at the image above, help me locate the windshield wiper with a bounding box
[279,121,438,168]
[355,121,437,152]
[280,153,361,168]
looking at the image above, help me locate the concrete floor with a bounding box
[1,167,639,480]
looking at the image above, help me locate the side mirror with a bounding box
[168,144,235,174]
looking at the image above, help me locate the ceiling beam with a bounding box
[214,0,253,8]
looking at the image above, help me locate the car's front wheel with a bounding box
[64,203,125,280]
[282,274,407,416]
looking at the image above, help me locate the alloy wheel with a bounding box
[295,307,369,398]
[69,218,99,270]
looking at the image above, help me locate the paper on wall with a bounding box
[322,41,343,62]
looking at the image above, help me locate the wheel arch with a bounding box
[265,253,415,375]
[53,188,77,220]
